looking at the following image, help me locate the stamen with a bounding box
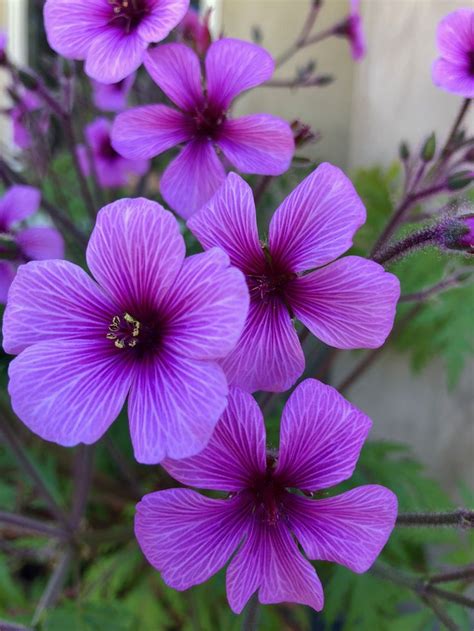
[107,312,141,349]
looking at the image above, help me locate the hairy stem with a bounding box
[396,509,474,529]
[399,268,473,302]
[428,565,474,585]
[0,511,67,539]
[440,98,472,159]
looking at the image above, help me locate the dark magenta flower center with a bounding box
[468,50,474,77]
[99,135,121,161]
[192,103,226,140]
[107,312,161,356]
[246,245,296,304]
[108,0,148,33]
[249,454,289,526]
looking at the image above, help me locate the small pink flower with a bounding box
[334,0,366,61]
[177,7,211,56]
[91,73,135,112]
[432,9,474,98]
[135,379,397,613]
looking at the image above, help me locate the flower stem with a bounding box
[440,98,472,159]
[399,268,473,303]
[428,565,474,585]
[396,509,474,529]
[0,511,67,539]
[241,594,260,631]
[31,547,74,626]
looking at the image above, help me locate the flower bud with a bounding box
[439,215,474,253]
[447,170,474,191]
[399,141,410,161]
[17,70,39,91]
[421,133,436,162]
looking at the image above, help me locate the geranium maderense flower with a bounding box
[335,0,366,61]
[0,186,64,303]
[77,118,149,188]
[43,0,189,84]
[135,379,397,613]
[3,198,249,464]
[112,39,295,219]
[432,9,474,98]
[188,166,400,393]
[91,73,135,112]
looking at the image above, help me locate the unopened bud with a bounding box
[251,26,262,44]
[399,142,410,161]
[18,70,38,91]
[421,133,436,162]
[315,74,334,86]
[447,171,474,191]
[439,215,474,253]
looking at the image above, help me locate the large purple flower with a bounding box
[0,186,64,303]
[432,9,474,98]
[3,198,249,464]
[135,379,397,613]
[188,166,400,393]
[112,39,295,219]
[43,0,189,84]
[91,74,136,112]
[77,118,149,188]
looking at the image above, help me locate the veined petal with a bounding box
[436,9,474,64]
[44,0,109,60]
[162,248,249,360]
[275,379,372,491]
[221,297,305,393]
[432,58,474,98]
[0,185,40,229]
[205,39,274,111]
[8,339,132,446]
[112,105,193,160]
[127,351,228,464]
[85,29,146,84]
[86,198,185,316]
[138,0,189,42]
[144,43,204,111]
[218,115,294,175]
[160,140,226,220]
[2,260,116,355]
[269,163,366,272]
[227,517,324,614]
[163,387,266,491]
[0,261,16,304]
[287,256,400,349]
[135,489,248,590]
[16,227,64,261]
[287,486,398,572]
[187,173,265,274]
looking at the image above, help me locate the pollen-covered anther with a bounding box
[106,312,141,349]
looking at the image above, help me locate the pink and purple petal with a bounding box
[287,256,400,349]
[112,104,193,160]
[268,163,366,273]
[86,198,185,315]
[137,0,189,43]
[16,226,64,261]
[187,173,265,274]
[205,39,274,111]
[0,185,40,229]
[91,73,136,112]
[144,43,204,111]
[135,489,248,590]
[432,57,474,98]
[227,517,324,614]
[2,260,117,355]
[0,261,16,304]
[220,297,305,393]
[275,379,372,491]
[217,114,294,176]
[7,338,133,446]
[287,485,398,572]
[163,387,267,491]
[85,29,147,84]
[162,247,249,360]
[436,9,474,64]
[127,351,228,464]
[160,139,226,220]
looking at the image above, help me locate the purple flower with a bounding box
[3,198,249,464]
[77,118,149,188]
[177,7,211,56]
[112,39,295,219]
[0,31,6,63]
[188,166,400,393]
[91,73,135,112]
[335,0,366,61]
[43,0,189,84]
[432,9,474,98]
[11,91,49,150]
[460,216,474,249]
[135,379,397,613]
[0,186,64,303]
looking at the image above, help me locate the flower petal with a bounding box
[144,43,204,111]
[91,73,136,113]
[162,247,249,360]
[0,261,16,304]
[287,256,400,349]
[187,173,265,274]
[0,185,40,228]
[112,104,193,160]
[287,486,398,572]
[138,0,189,42]
[275,379,372,491]
[432,58,474,98]
[221,297,305,393]
[16,227,64,261]
[127,352,228,464]
[227,517,324,614]
[268,163,366,272]
[135,489,247,590]
[2,260,116,355]
[86,198,185,316]
[8,339,132,446]
[436,9,474,64]
[43,0,109,59]
[163,387,266,491]
[218,114,294,175]
[205,39,274,111]
[160,140,226,220]
[85,29,146,84]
